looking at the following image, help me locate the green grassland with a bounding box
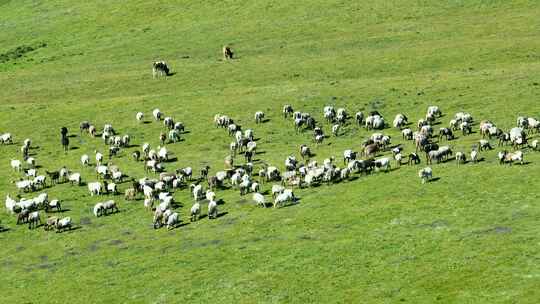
[1,1,540,303]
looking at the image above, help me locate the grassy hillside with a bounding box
[1,1,540,303]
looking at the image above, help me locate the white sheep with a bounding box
[5,195,17,214]
[65,172,80,186]
[136,112,144,122]
[95,152,103,165]
[190,202,201,221]
[253,193,266,208]
[274,189,295,208]
[55,217,72,232]
[208,200,218,219]
[81,154,90,166]
[167,212,179,229]
[153,108,162,121]
[332,124,340,136]
[88,182,102,196]
[255,111,265,123]
[93,202,105,217]
[191,184,203,201]
[0,133,13,144]
[374,157,390,172]
[26,157,36,168]
[10,159,22,172]
[205,190,216,202]
[470,150,479,163]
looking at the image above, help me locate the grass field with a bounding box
[1,1,540,303]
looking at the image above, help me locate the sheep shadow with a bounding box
[142,121,152,124]
[167,72,177,77]
[216,211,228,218]
[0,227,10,233]
[428,177,441,183]
[69,146,79,150]
[48,208,71,214]
[164,157,178,163]
[59,226,82,233]
[216,199,226,205]
[347,176,360,182]
[67,134,77,138]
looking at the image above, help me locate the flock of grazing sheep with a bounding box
[2,87,537,232]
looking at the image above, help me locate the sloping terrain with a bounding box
[1,1,540,303]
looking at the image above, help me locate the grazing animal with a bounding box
[54,217,72,232]
[208,200,218,219]
[28,211,41,229]
[470,150,479,163]
[253,193,266,208]
[190,202,201,222]
[223,45,234,60]
[152,61,170,78]
[418,167,433,184]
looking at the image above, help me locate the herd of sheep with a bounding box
[1,101,536,232]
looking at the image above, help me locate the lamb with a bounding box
[253,193,266,208]
[167,212,179,229]
[418,167,433,184]
[208,200,218,219]
[88,182,102,196]
[10,159,22,172]
[28,211,41,229]
[88,125,96,137]
[254,111,265,123]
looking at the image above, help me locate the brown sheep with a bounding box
[363,144,379,158]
